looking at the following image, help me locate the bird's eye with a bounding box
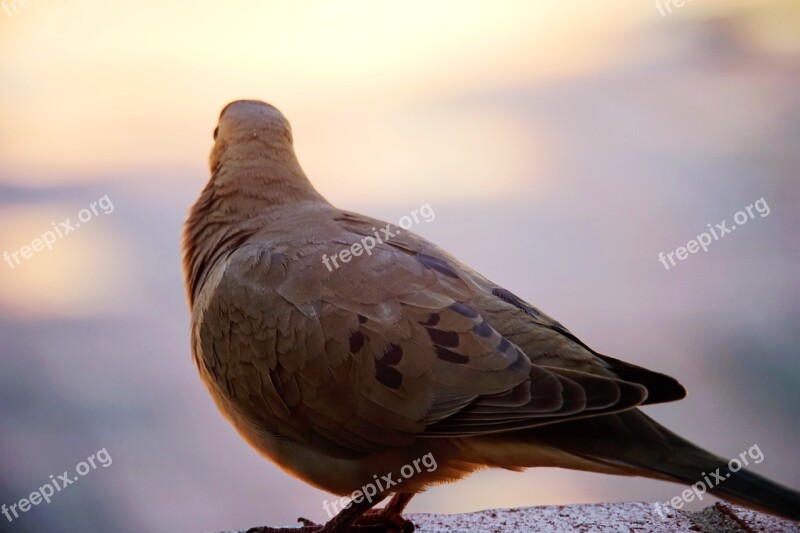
[213,126,219,141]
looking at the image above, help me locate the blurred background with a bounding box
[1,1,799,531]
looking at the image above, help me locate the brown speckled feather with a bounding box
[191,201,663,454]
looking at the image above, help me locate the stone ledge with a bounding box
[226,502,800,532]
[408,502,799,533]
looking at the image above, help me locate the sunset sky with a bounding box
[1,0,781,193]
[2,0,794,318]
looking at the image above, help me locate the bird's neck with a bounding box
[182,158,327,306]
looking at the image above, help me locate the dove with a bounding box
[182,100,800,532]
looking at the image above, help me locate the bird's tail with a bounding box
[524,410,800,521]
[642,430,800,520]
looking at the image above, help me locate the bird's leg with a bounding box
[354,492,416,532]
[319,495,386,532]
[246,495,382,533]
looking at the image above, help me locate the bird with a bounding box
[182,99,800,532]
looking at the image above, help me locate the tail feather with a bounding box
[523,409,800,521]
[641,425,800,520]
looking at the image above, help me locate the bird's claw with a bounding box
[354,510,415,533]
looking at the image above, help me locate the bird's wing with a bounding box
[194,209,677,457]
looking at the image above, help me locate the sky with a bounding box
[1,0,779,186]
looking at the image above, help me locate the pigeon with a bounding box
[182,100,800,532]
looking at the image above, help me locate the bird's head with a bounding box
[185,100,323,305]
[209,99,297,176]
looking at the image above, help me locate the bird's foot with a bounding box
[246,517,327,532]
[246,523,410,532]
[245,493,414,532]
[353,509,415,532]
[245,515,412,533]
[245,524,321,533]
